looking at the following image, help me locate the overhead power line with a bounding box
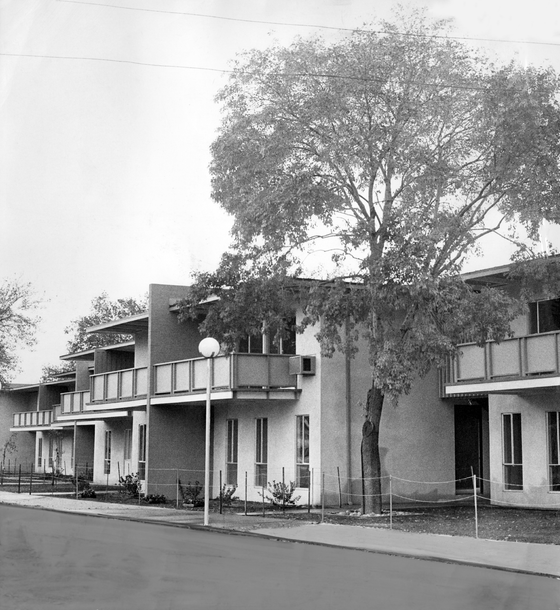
[55,0,560,48]
[0,51,541,93]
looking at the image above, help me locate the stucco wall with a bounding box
[489,393,559,508]
[0,390,37,469]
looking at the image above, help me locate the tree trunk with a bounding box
[361,382,384,514]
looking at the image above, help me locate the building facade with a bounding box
[3,271,559,509]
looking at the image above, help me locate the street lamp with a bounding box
[199,337,220,526]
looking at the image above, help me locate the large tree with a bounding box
[0,279,41,385]
[179,10,560,513]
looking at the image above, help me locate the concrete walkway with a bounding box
[1,491,558,578]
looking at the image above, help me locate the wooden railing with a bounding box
[450,331,560,384]
[60,390,90,414]
[12,410,52,428]
[153,354,296,396]
[90,367,148,402]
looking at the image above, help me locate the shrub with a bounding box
[118,473,142,498]
[179,480,203,505]
[259,480,301,507]
[216,484,238,507]
[145,494,167,504]
[80,485,97,499]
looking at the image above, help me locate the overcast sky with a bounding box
[2,0,560,382]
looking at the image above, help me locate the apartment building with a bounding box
[3,269,560,509]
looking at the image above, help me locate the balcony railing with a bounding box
[449,330,560,386]
[60,390,91,414]
[90,367,148,402]
[153,354,296,397]
[12,410,53,428]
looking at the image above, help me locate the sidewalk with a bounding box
[1,491,558,578]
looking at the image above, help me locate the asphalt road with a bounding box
[0,505,558,610]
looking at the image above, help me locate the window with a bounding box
[548,412,560,491]
[239,334,263,354]
[124,428,132,461]
[268,318,297,355]
[138,424,146,479]
[37,437,43,468]
[255,418,268,487]
[502,413,523,490]
[48,436,54,469]
[296,415,310,488]
[104,430,112,475]
[529,299,560,334]
[226,419,238,486]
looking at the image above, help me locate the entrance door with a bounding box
[454,405,482,493]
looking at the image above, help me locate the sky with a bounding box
[1,0,560,382]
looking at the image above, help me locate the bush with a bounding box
[80,485,97,499]
[145,494,167,504]
[179,480,203,505]
[259,480,301,507]
[216,484,238,507]
[118,473,142,498]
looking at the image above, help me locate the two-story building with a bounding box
[4,267,560,510]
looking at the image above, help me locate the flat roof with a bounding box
[86,312,149,334]
[60,340,136,361]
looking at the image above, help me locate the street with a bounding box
[0,505,558,610]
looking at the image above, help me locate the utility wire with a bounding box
[55,0,560,48]
[0,52,519,92]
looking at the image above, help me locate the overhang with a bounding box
[86,312,149,335]
[445,375,560,395]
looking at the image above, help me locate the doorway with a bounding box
[454,405,483,493]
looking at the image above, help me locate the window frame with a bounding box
[37,437,43,468]
[226,419,238,486]
[547,411,560,492]
[255,418,268,487]
[502,413,523,491]
[296,415,310,488]
[138,424,146,479]
[124,428,132,461]
[104,430,112,475]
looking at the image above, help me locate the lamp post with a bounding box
[199,337,220,526]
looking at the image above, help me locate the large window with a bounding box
[226,419,238,486]
[138,424,146,479]
[502,413,523,490]
[529,299,560,334]
[104,430,112,475]
[255,418,268,487]
[548,412,560,492]
[124,428,132,461]
[238,318,296,355]
[296,415,310,488]
[37,437,43,468]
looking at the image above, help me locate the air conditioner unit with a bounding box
[289,355,316,376]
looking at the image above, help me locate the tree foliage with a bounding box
[40,361,76,383]
[180,9,560,513]
[0,279,41,384]
[64,291,148,354]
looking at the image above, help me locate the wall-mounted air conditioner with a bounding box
[289,355,316,376]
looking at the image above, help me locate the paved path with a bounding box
[1,491,558,578]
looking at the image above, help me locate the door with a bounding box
[454,405,482,493]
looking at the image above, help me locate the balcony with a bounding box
[90,367,148,403]
[444,331,560,396]
[12,410,52,429]
[60,390,90,414]
[152,354,298,403]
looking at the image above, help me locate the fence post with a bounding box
[473,472,479,539]
[337,466,342,508]
[219,470,223,514]
[282,467,285,515]
[176,469,179,509]
[262,483,265,517]
[244,471,247,516]
[18,464,22,494]
[29,463,33,495]
[389,475,393,530]
[307,469,311,514]
[321,472,326,523]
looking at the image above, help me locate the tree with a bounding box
[178,9,560,513]
[40,362,76,383]
[0,279,41,384]
[64,292,148,354]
